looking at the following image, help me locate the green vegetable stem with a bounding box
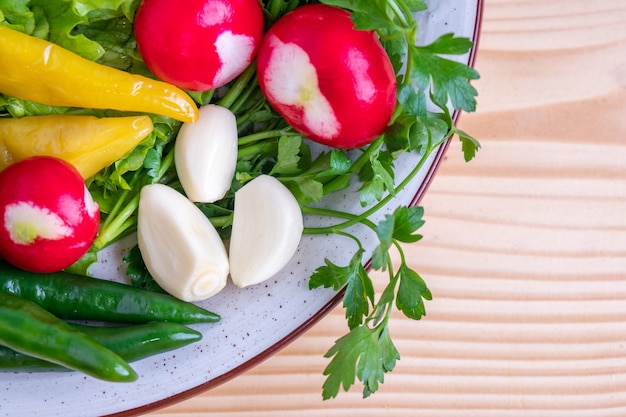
[0,322,202,372]
[0,262,220,324]
[0,291,137,382]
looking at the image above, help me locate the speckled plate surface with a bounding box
[0,2,481,416]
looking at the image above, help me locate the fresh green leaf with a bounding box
[321,321,399,400]
[358,151,396,206]
[285,176,324,205]
[454,127,481,162]
[371,213,394,271]
[371,206,424,270]
[320,0,394,32]
[0,0,38,34]
[342,252,375,329]
[318,149,353,178]
[420,32,475,55]
[397,83,427,118]
[396,263,432,320]
[123,245,166,293]
[322,325,370,400]
[363,324,399,397]
[410,40,480,112]
[309,250,374,329]
[404,0,427,12]
[390,206,424,243]
[309,258,351,291]
[381,36,408,75]
[29,0,140,61]
[411,115,450,153]
[270,135,302,175]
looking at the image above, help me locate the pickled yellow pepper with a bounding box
[0,115,154,179]
[0,26,198,123]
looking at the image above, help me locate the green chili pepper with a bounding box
[0,322,202,372]
[0,262,220,324]
[0,291,137,382]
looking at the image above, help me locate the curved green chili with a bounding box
[0,262,220,324]
[0,292,136,382]
[0,322,202,372]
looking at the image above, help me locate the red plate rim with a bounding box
[110,2,485,415]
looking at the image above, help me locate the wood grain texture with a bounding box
[149,0,626,415]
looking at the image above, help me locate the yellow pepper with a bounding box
[0,26,198,123]
[0,114,154,179]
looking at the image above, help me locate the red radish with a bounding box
[0,156,99,273]
[134,0,265,91]
[256,4,397,149]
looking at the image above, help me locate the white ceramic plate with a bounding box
[0,2,482,416]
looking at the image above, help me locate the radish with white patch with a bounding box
[134,0,265,91]
[0,156,99,273]
[256,4,397,149]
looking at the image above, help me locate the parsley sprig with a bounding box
[299,0,480,399]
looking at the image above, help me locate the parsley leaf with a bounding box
[390,206,425,243]
[322,321,399,400]
[310,250,374,329]
[358,151,396,207]
[372,206,424,270]
[411,38,480,112]
[123,245,165,293]
[310,256,354,291]
[396,263,431,320]
[454,127,482,162]
[343,252,375,329]
[321,0,396,32]
[270,135,303,175]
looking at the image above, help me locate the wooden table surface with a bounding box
[149,1,626,415]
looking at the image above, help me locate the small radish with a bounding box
[256,4,397,149]
[229,175,303,288]
[134,0,265,91]
[175,104,238,203]
[0,156,99,273]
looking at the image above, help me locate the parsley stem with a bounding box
[237,139,278,160]
[99,169,141,232]
[93,194,140,250]
[208,215,232,229]
[302,207,377,234]
[322,135,384,193]
[217,62,257,110]
[303,144,434,235]
[392,240,409,274]
[266,0,285,20]
[387,0,411,29]
[94,148,175,250]
[230,75,259,115]
[155,148,175,182]
[238,128,297,146]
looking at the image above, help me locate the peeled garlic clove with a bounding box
[175,104,238,203]
[137,183,229,302]
[229,175,303,288]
